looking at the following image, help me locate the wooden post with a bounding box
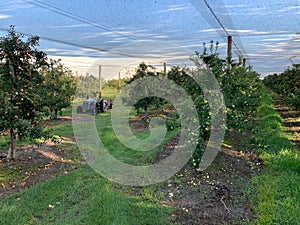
[118,72,121,92]
[99,65,102,98]
[163,62,166,75]
[227,36,232,74]
[242,58,246,68]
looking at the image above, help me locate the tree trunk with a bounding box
[143,105,149,118]
[7,55,17,160]
[8,57,16,83]
[54,109,58,119]
[7,128,18,160]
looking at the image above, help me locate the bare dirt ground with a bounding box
[0,117,76,200]
[161,138,262,224]
[129,118,263,225]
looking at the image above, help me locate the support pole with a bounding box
[242,58,246,68]
[99,65,102,99]
[163,62,167,75]
[227,36,232,74]
[118,72,121,92]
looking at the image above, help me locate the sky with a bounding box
[0,0,300,79]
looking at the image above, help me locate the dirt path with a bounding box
[153,131,263,225]
[273,98,300,151]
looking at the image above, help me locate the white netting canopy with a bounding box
[1,0,299,78]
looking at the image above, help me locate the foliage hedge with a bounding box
[126,42,264,169]
[263,64,300,109]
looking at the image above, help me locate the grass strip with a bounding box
[0,165,172,225]
[249,88,300,225]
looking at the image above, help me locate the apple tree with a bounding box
[126,62,165,117]
[0,26,48,159]
[41,59,77,119]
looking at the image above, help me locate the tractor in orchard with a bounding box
[76,97,113,116]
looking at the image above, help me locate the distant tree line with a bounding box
[263,64,300,109]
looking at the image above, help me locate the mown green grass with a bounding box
[102,86,120,99]
[0,87,180,225]
[0,105,74,153]
[50,124,74,139]
[0,123,74,153]
[249,88,300,225]
[0,136,32,152]
[0,136,9,152]
[0,114,177,224]
[0,165,173,225]
[95,112,179,165]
